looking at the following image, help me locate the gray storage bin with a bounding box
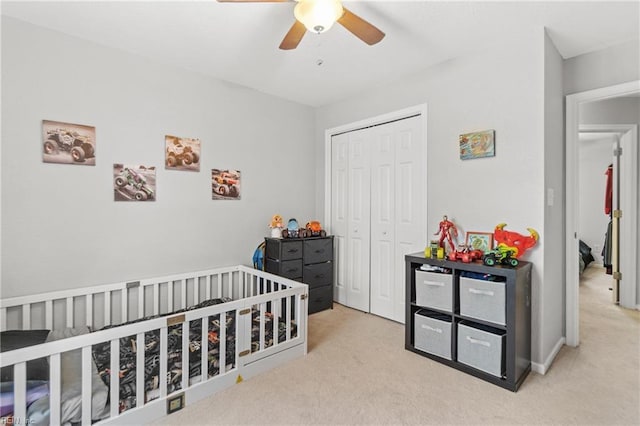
[459,276,506,325]
[414,310,452,360]
[457,321,505,377]
[415,270,453,312]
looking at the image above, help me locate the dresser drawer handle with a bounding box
[286,268,299,273]
[315,249,325,254]
[424,280,444,287]
[421,324,442,334]
[287,249,299,253]
[466,335,491,347]
[469,288,494,296]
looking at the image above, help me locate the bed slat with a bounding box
[14,362,27,422]
[0,307,7,331]
[200,316,207,382]
[104,291,111,326]
[121,288,128,323]
[205,275,211,300]
[81,346,92,424]
[49,353,61,424]
[219,311,227,375]
[136,332,145,408]
[66,297,74,328]
[181,321,189,391]
[168,282,174,313]
[138,287,145,319]
[86,294,93,328]
[110,339,120,418]
[153,283,159,316]
[180,279,187,310]
[21,304,31,330]
[160,326,168,398]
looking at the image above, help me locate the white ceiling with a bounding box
[2,0,639,107]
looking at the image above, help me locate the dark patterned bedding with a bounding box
[91,299,297,414]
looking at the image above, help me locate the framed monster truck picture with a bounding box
[165,135,201,172]
[113,164,156,202]
[212,169,241,200]
[42,120,96,165]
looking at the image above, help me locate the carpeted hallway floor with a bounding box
[153,264,639,425]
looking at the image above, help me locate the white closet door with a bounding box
[370,124,396,320]
[331,133,349,305]
[393,116,426,322]
[346,128,372,312]
[370,116,425,322]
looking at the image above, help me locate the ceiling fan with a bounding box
[217,0,385,50]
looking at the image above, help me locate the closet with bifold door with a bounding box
[331,114,426,323]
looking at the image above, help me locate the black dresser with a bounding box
[264,236,334,314]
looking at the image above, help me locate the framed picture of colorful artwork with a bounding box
[459,129,495,160]
[465,231,494,253]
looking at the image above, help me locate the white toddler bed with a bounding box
[0,265,308,425]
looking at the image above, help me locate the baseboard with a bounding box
[531,336,565,375]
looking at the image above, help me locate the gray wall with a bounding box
[563,39,640,95]
[542,30,565,364]
[1,17,316,298]
[315,28,552,367]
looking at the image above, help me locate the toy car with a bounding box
[166,141,199,167]
[212,171,240,197]
[43,129,95,163]
[305,221,326,237]
[482,246,519,267]
[114,168,155,201]
[282,218,307,238]
[448,245,483,263]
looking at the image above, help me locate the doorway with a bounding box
[324,105,428,323]
[565,80,640,347]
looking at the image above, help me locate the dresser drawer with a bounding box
[308,285,333,314]
[266,239,303,261]
[460,277,506,325]
[414,309,452,360]
[303,262,333,288]
[415,270,453,312]
[303,238,333,264]
[265,258,303,279]
[457,321,506,377]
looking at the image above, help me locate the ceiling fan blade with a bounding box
[279,20,306,50]
[337,7,385,46]
[217,0,289,2]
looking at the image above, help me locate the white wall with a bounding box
[1,17,317,298]
[542,30,565,365]
[578,136,613,264]
[563,39,640,95]
[315,28,551,366]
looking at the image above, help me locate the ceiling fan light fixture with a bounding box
[294,0,344,34]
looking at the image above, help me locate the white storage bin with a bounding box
[459,276,506,325]
[415,270,453,312]
[457,321,505,377]
[414,310,452,360]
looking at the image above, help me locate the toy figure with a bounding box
[269,214,284,238]
[493,223,539,258]
[434,215,458,253]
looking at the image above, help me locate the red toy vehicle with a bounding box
[448,245,483,263]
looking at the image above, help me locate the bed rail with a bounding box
[0,265,280,331]
[0,266,308,425]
